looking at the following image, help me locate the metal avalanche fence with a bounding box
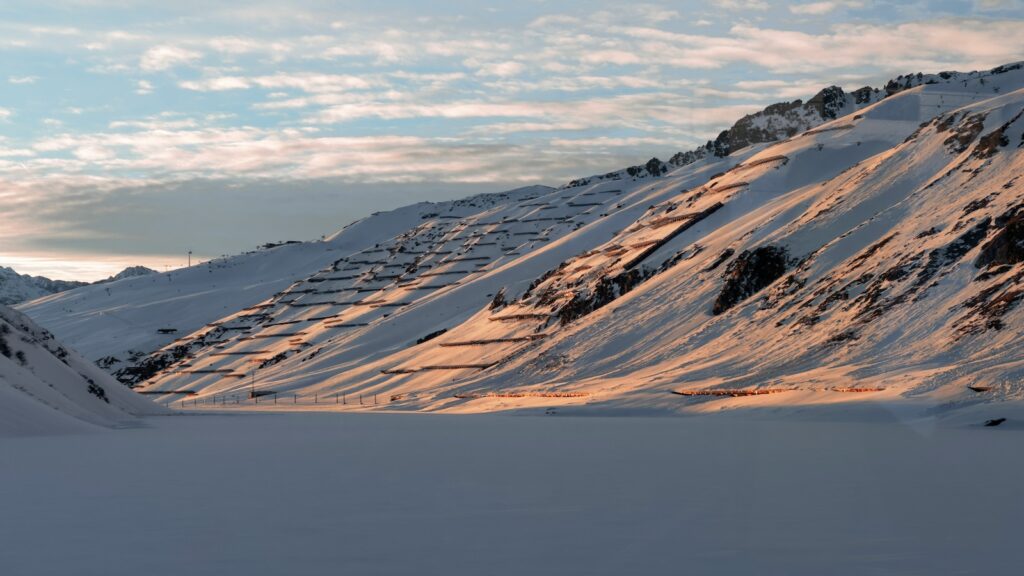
[175,392,394,409]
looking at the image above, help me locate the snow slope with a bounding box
[3,411,1022,576]
[17,193,546,374]
[0,304,162,436]
[28,62,1024,416]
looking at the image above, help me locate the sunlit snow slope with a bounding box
[0,305,162,436]
[18,194,541,377]
[32,63,1024,414]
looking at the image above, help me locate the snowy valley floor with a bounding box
[2,409,1023,576]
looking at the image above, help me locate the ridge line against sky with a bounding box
[1,0,1022,280]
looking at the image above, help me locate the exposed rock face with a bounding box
[806,85,850,120]
[713,246,791,315]
[556,269,646,326]
[977,215,1024,268]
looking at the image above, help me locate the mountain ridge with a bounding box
[20,61,1024,415]
[0,265,159,306]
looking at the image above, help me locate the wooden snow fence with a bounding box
[622,202,724,270]
[803,124,855,136]
[628,239,662,250]
[711,181,749,193]
[405,284,456,291]
[445,256,490,262]
[179,368,242,376]
[420,270,470,277]
[672,388,797,397]
[490,313,550,322]
[830,387,886,393]
[307,313,343,321]
[438,335,547,347]
[380,363,497,375]
[648,212,702,228]
[352,299,388,306]
[735,155,789,171]
[380,367,419,374]
[453,391,589,399]
[264,320,303,327]
[323,322,369,329]
[246,332,306,339]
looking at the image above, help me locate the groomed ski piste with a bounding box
[74,62,1024,418]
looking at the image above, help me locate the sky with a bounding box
[0,0,1022,280]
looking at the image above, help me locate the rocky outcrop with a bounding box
[976,215,1024,268]
[712,246,791,315]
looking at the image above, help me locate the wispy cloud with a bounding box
[140,45,202,72]
[789,1,863,15]
[0,0,1020,272]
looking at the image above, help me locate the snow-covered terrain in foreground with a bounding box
[0,305,162,436]
[2,410,1022,576]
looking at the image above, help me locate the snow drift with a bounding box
[0,304,162,436]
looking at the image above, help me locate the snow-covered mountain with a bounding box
[0,266,87,305]
[0,304,163,436]
[101,265,158,283]
[23,62,1024,415]
[17,188,552,376]
[0,265,158,306]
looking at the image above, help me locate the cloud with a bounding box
[140,45,202,71]
[180,73,376,93]
[135,79,154,95]
[475,61,526,77]
[712,0,770,11]
[9,75,39,84]
[616,19,1024,73]
[973,0,1024,9]
[790,1,863,15]
[0,108,12,122]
